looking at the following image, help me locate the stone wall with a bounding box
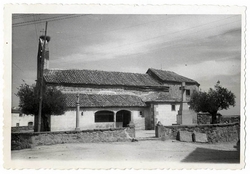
[221,116,240,124]
[11,126,34,133]
[167,83,199,102]
[197,114,240,124]
[11,127,135,150]
[145,104,155,130]
[197,113,222,124]
[156,123,239,143]
[197,113,212,124]
[53,85,159,96]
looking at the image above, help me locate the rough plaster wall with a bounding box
[51,111,76,131]
[132,110,145,130]
[144,108,151,130]
[11,113,34,127]
[55,86,153,96]
[145,104,155,130]
[51,110,114,131]
[167,83,199,101]
[182,110,196,125]
[79,110,96,129]
[51,107,146,131]
[154,104,180,126]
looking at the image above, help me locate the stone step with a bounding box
[136,137,160,141]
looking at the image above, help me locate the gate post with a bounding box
[155,121,163,138]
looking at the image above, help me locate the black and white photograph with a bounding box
[3,4,245,169]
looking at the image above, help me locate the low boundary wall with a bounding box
[11,127,135,150]
[11,126,34,132]
[156,123,239,143]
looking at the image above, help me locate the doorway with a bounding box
[116,110,131,127]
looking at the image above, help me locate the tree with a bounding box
[16,83,67,131]
[189,81,236,124]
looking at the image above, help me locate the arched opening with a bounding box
[95,110,114,123]
[116,110,131,127]
[28,122,33,126]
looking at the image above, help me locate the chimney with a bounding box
[37,35,51,80]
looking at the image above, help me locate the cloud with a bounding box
[168,58,241,81]
[49,15,241,69]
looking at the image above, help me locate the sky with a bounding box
[12,14,242,115]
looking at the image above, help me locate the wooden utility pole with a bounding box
[37,21,48,132]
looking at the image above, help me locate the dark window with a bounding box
[81,112,84,116]
[19,113,23,117]
[140,111,144,117]
[16,123,19,127]
[95,111,114,122]
[186,89,190,96]
[171,105,176,111]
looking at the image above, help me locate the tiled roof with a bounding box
[11,108,21,114]
[147,68,199,84]
[44,69,162,87]
[65,93,146,108]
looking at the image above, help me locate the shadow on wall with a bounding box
[181,147,240,163]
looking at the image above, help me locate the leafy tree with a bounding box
[16,83,67,132]
[189,81,236,124]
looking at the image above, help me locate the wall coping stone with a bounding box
[11,127,126,136]
[164,123,239,129]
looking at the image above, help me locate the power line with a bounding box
[66,16,239,50]
[96,16,239,52]
[12,14,37,19]
[33,15,39,39]
[79,15,176,37]
[13,62,24,72]
[53,16,240,62]
[13,14,74,25]
[12,14,88,27]
[115,20,241,59]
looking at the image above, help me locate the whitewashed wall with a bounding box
[51,111,77,131]
[131,109,146,130]
[51,107,147,131]
[154,103,180,126]
[11,113,34,127]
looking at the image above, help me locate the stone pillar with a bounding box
[178,82,197,125]
[130,111,135,123]
[177,82,186,124]
[75,94,80,131]
[182,82,186,102]
[113,111,117,128]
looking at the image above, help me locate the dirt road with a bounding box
[11,140,240,163]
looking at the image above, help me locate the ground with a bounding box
[12,134,240,163]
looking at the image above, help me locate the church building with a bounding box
[39,36,200,131]
[44,68,199,131]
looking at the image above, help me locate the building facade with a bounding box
[43,68,199,131]
[11,108,34,127]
